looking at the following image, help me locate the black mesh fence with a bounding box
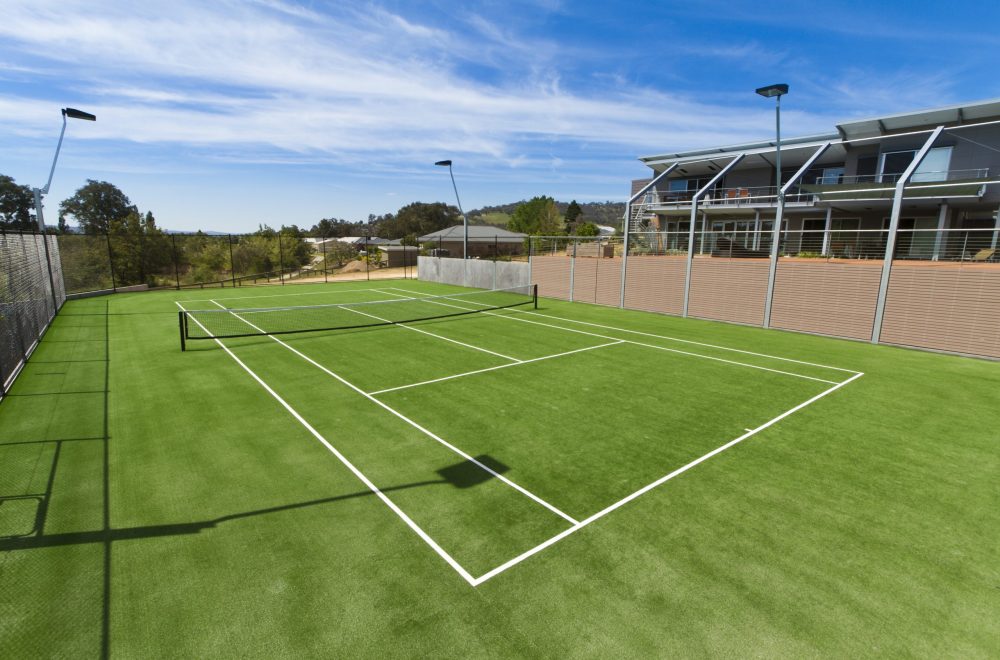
[1,229,65,396]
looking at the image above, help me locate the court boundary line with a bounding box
[205,300,579,526]
[176,293,865,588]
[178,287,387,304]
[380,287,861,376]
[174,301,478,585]
[379,290,842,386]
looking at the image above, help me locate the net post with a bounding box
[178,310,186,351]
[533,283,538,309]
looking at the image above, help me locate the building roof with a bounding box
[638,97,1000,171]
[418,224,527,242]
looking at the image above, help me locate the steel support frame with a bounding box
[681,154,745,317]
[619,163,679,307]
[871,125,945,344]
[762,142,832,328]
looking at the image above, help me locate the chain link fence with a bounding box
[1,228,65,396]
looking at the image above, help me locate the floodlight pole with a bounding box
[33,108,97,231]
[435,160,468,259]
[32,107,96,312]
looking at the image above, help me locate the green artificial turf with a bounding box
[0,279,997,657]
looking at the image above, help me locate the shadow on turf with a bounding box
[0,453,511,550]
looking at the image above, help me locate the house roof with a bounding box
[418,224,527,242]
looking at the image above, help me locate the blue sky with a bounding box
[2,0,999,232]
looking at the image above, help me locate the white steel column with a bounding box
[682,154,745,317]
[992,204,1000,249]
[753,210,761,250]
[932,203,949,260]
[821,206,833,255]
[871,125,945,344]
[763,142,831,328]
[620,163,678,307]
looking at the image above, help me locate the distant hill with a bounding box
[468,200,625,229]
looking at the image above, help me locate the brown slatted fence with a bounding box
[879,262,1000,358]
[688,257,769,325]
[531,255,571,301]
[770,259,883,340]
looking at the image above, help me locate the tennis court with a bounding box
[175,281,862,583]
[2,279,996,657]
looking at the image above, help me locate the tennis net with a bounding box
[179,284,537,349]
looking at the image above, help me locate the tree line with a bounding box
[2,171,618,290]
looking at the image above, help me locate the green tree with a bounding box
[59,180,137,234]
[0,174,35,229]
[565,200,582,224]
[508,196,563,235]
[575,222,600,236]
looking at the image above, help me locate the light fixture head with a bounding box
[434,160,452,167]
[755,84,788,98]
[63,107,97,121]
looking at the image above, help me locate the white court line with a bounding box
[368,340,625,396]
[207,300,579,526]
[380,290,842,386]
[334,303,521,363]
[179,287,385,304]
[383,287,861,375]
[175,301,478,586]
[470,371,865,586]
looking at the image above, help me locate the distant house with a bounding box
[417,225,527,258]
[336,236,390,250]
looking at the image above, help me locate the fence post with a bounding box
[277,232,285,285]
[321,234,328,282]
[365,236,370,281]
[170,234,181,289]
[228,234,237,287]
[38,229,59,313]
[569,239,576,302]
[871,126,944,344]
[106,232,117,292]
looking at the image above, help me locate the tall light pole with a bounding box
[33,107,97,231]
[33,107,96,311]
[434,159,467,259]
[755,84,788,203]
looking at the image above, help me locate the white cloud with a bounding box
[0,0,808,168]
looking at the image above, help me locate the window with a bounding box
[912,147,952,182]
[878,150,915,182]
[877,147,953,183]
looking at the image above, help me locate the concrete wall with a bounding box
[417,256,530,290]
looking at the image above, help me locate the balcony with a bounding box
[800,168,991,201]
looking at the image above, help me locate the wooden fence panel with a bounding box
[880,262,1000,358]
[770,259,883,340]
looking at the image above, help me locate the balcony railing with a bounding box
[817,167,990,185]
[642,167,992,209]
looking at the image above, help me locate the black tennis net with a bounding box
[179,284,537,349]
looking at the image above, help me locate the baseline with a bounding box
[178,287,387,305]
